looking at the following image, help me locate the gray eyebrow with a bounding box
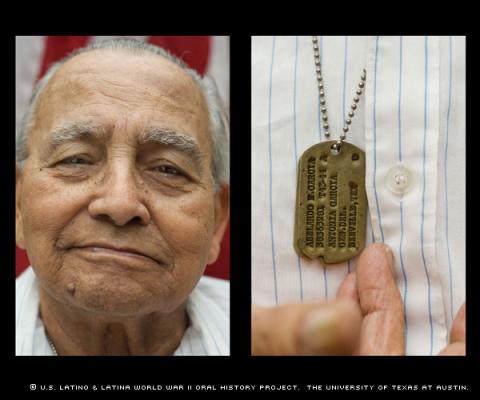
[139,127,200,153]
[139,127,204,166]
[48,121,104,149]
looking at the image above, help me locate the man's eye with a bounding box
[156,165,183,176]
[60,156,90,165]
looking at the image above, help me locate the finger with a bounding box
[300,300,363,355]
[252,300,362,355]
[355,243,405,355]
[438,342,465,356]
[336,272,359,302]
[449,303,466,344]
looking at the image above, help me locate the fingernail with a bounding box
[300,307,339,354]
[383,244,395,276]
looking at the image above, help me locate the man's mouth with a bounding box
[69,242,163,267]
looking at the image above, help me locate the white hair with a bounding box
[16,38,229,189]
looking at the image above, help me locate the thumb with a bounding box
[252,300,362,355]
[449,303,466,344]
[438,303,466,356]
[355,243,405,355]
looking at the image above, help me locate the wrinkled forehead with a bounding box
[49,49,205,106]
[32,49,210,146]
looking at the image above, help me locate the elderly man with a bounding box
[16,39,230,356]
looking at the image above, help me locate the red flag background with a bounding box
[15,35,230,280]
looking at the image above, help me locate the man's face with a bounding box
[16,50,228,316]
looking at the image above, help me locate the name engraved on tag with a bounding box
[294,141,367,264]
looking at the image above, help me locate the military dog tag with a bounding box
[294,141,367,264]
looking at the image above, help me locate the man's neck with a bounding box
[38,287,188,355]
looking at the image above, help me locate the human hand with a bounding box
[437,303,465,355]
[252,243,405,355]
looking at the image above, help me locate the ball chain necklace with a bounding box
[293,36,368,264]
[45,329,58,356]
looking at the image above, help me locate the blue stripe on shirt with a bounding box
[318,36,328,300]
[398,36,404,163]
[343,36,352,274]
[268,36,279,305]
[420,36,434,355]
[445,36,454,322]
[372,36,385,243]
[399,200,408,346]
[293,36,304,302]
[397,36,408,344]
[317,36,324,143]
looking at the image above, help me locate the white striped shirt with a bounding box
[251,36,465,355]
[16,267,229,356]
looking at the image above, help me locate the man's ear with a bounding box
[207,185,230,265]
[16,163,26,249]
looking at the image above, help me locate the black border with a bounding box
[6,33,478,394]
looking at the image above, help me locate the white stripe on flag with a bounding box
[206,36,230,109]
[15,36,46,136]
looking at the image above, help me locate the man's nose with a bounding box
[88,166,151,226]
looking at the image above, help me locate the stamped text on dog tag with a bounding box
[294,141,367,264]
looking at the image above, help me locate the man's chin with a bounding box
[66,287,174,317]
[53,271,179,316]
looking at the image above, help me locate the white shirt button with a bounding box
[386,166,415,195]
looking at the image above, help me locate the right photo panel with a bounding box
[251,36,465,356]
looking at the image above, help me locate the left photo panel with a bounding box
[16,35,230,356]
